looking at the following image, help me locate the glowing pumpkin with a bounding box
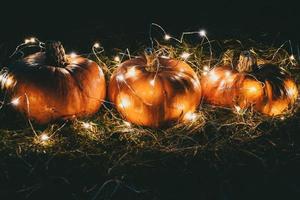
[0,41,106,124]
[108,54,202,127]
[201,51,298,116]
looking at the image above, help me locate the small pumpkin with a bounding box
[201,51,298,116]
[0,41,106,124]
[108,53,202,127]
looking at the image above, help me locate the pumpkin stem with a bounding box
[45,41,67,67]
[144,52,160,72]
[237,51,258,73]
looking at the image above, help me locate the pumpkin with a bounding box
[201,51,298,116]
[0,41,106,124]
[108,54,201,127]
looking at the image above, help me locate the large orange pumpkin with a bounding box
[0,41,106,124]
[109,54,202,127]
[201,51,298,116]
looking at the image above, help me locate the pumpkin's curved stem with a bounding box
[144,52,160,72]
[237,50,258,73]
[45,41,67,67]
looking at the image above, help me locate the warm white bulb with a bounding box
[234,105,241,113]
[29,37,36,43]
[199,30,206,37]
[24,39,30,44]
[164,34,171,40]
[248,86,258,93]
[184,112,197,121]
[93,43,100,48]
[203,66,209,71]
[40,134,50,142]
[202,71,208,76]
[11,98,20,106]
[119,96,131,108]
[114,56,121,62]
[24,37,36,44]
[180,52,191,60]
[126,67,136,78]
[116,74,125,82]
[82,122,92,129]
[209,71,219,82]
[124,121,131,127]
[225,71,231,77]
[69,52,77,58]
[4,76,14,88]
[290,55,295,60]
[149,79,155,86]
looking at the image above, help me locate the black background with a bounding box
[0,0,300,53]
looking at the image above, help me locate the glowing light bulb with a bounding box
[161,55,170,59]
[164,34,171,41]
[149,79,155,86]
[248,86,258,93]
[24,39,30,44]
[202,71,208,76]
[93,42,100,48]
[180,52,191,60]
[40,134,50,142]
[199,30,206,37]
[203,66,209,71]
[119,96,131,108]
[124,121,131,127]
[69,52,77,58]
[24,37,36,44]
[234,105,241,113]
[176,103,185,110]
[116,74,125,82]
[225,71,231,77]
[11,98,20,106]
[287,87,297,98]
[290,55,295,60]
[114,56,121,62]
[184,112,197,121]
[82,122,92,129]
[5,76,14,88]
[126,67,136,78]
[209,71,219,82]
[280,116,285,121]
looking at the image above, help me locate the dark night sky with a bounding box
[0,0,299,53]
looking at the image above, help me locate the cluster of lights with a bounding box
[24,37,36,44]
